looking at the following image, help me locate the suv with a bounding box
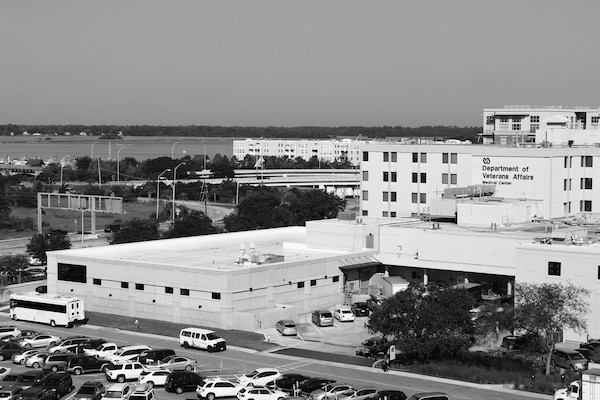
[18,370,48,389]
[35,372,74,398]
[18,386,57,400]
[197,378,243,400]
[137,349,176,365]
[0,327,21,340]
[311,310,333,327]
[72,381,105,400]
[128,384,156,400]
[551,349,589,371]
[355,337,389,358]
[0,384,23,400]
[48,337,90,354]
[65,355,110,375]
[0,342,24,361]
[164,371,205,394]
[105,362,146,383]
[42,353,73,373]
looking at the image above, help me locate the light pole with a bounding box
[91,141,98,159]
[59,155,69,188]
[171,142,179,159]
[117,145,125,182]
[172,162,185,221]
[156,168,171,219]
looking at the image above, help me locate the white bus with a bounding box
[9,292,86,328]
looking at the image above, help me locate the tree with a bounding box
[0,254,28,289]
[368,284,475,360]
[109,218,160,244]
[286,188,345,225]
[26,232,71,264]
[513,282,589,375]
[163,207,218,238]
[223,187,293,232]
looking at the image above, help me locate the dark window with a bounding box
[332,276,339,282]
[297,281,305,289]
[391,192,397,202]
[391,152,397,162]
[362,190,368,201]
[211,292,221,300]
[420,193,427,203]
[451,174,457,184]
[180,288,190,296]
[93,279,101,285]
[582,200,593,212]
[420,153,427,163]
[420,173,427,183]
[165,287,173,294]
[135,283,144,291]
[548,261,561,276]
[383,192,388,201]
[442,173,448,184]
[390,211,396,217]
[362,171,368,181]
[383,152,389,162]
[582,178,593,190]
[582,156,593,167]
[9,298,66,314]
[391,172,397,182]
[597,266,600,280]
[362,210,368,216]
[121,282,129,289]
[442,153,449,164]
[57,263,86,283]
[362,152,369,162]
[412,152,418,163]
[412,173,418,183]
[411,193,418,203]
[310,279,317,286]
[451,153,458,164]
[383,172,389,182]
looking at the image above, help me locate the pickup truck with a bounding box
[84,343,119,359]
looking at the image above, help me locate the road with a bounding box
[0,314,550,400]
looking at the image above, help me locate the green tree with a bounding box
[286,188,345,225]
[210,154,235,179]
[26,232,71,264]
[223,187,293,232]
[513,282,589,375]
[0,254,28,288]
[368,284,475,360]
[109,218,160,244]
[163,207,217,238]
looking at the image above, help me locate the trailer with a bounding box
[554,363,600,400]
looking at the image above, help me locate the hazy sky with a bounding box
[1,1,598,127]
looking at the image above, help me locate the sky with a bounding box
[0,0,598,128]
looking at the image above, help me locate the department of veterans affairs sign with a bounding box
[480,157,534,186]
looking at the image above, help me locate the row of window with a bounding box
[565,156,593,168]
[564,178,593,190]
[363,171,458,184]
[362,191,427,204]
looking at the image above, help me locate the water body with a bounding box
[0,136,234,162]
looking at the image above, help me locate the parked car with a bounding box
[273,373,310,393]
[0,367,11,380]
[128,384,155,400]
[34,372,75,398]
[76,339,107,355]
[575,347,600,363]
[18,386,57,400]
[0,384,23,400]
[367,391,406,400]
[105,346,151,364]
[350,302,369,317]
[333,307,355,322]
[136,349,175,365]
[501,333,544,352]
[41,353,73,373]
[48,337,90,354]
[164,371,205,394]
[84,343,118,358]
[72,381,106,400]
[309,384,354,400]
[26,353,49,369]
[406,393,449,400]
[1,373,21,383]
[102,383,134,400]
[0,342,24,361]
[338,388,378,400]
[551,349,589,371]
[311,310,334,327]
[365,295,386,312]
[19,335,60,349]
[137,370,170,388]
[66,355,110,375]
[298,378,337,397]
[237,368,282,387]
[0,327,21,341]
[197,378,243,400]
[13,349,43,365]
[155,355,197,372]
[275,320,297,336]
[4,330,39,343]
[355,337,388,358]
[104,224,121,233]
[237,387,287,400]
[105,362,146,383]
[179,328,226,352]
[18,370,48,388]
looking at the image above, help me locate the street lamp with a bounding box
[117,145,126,182]
[156,168,171,219]
[172,162,186,221]
[171,142,179,159]
[91,141,98,159]
[59,155,69,188]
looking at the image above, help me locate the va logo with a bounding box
[482,157,491,164]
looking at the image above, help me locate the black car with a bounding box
[356,337,389,358]
[351,302,370,317]
[575,347,600,363]
[501,334,545,352]
[72,381,105,400]
[273,373,310,393]
[104,224,121,233]
[19,370,48,388]
[19,386,57,400]
[35,372,74,398]
[297,378,336,397]
[369,390,407,400]
[65,355,110,375]
[366,294,386,312]
[0,342,24,361]
[1,373,21,383]
[164,371,205,394]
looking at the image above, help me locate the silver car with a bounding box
[309,384,354,400]
[276,320,297,336]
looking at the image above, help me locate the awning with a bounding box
[492,112,530,116]
[338,256,382,271]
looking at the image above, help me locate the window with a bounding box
[391,172,397,182]
[383,172,389,182]
[297,281,305,289]
[412,153,418,163]
[332,276,339,282]
[486,115,494,125]
[390,212,396,217]
[412,173,418,183]
[593,116,600,124]
[597,266,600,280]
[310,279,317,286]
[383,192,389,201]
[391,152,397,162]
[442,173,448,184]
[383,152,389,162]
[382,211,388,217]
[362,210,368,216]
[362,152,369,162]
[582,156,593,167]
[581,200,592,212]
[512,117,521,130]
[165,287,173,294]
[391,192,397,202]
[362,190,368,201]
[212,292,221,300]
[93,279,101,286]
[135,283,144,291]
[362,171,369,181]
[121,282,129,289]
[582,178,593,190]
[420,173,427,183]
[57,263,86,284]
[564,156,569,168]
[451,153,457,164]
[548,262,561,276]
[442,153,449,164]
[420,193,427,203]
[564,179,571,191]
[451,174,457,184]
[411,193,418,203]
[420,153,427,163]
[531,115,540,123]
[180,288,190,296]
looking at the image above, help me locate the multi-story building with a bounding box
[233,138,362,165]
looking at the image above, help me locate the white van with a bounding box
[179,328,226,352]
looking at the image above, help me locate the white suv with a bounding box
[0,326,21,340]
[197,378,243,400]
[129,384,156,400]
[105,362,147,383]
